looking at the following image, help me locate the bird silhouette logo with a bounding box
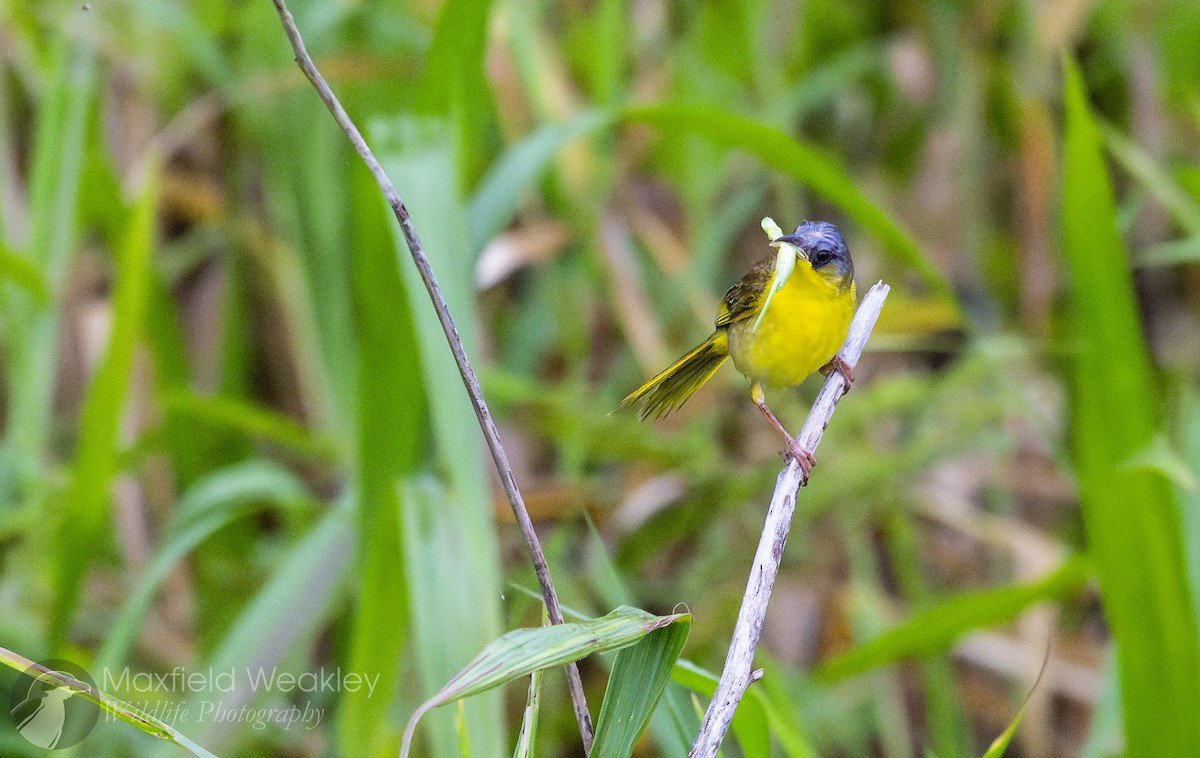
[7,659,98,749]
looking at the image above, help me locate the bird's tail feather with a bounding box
[619,332,729,420]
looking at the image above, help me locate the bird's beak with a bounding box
[770,234,809,261]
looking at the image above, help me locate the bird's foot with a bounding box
[755,388,815,480]
[782,438,816,482]
[821,354,855,396]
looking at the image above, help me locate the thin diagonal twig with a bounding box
[689,281,890,758]
[268,1,594,751]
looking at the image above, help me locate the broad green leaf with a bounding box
[377,116,506,758]
[817,556,1090,680]
[646,683,703,757]
[399,479,511,758]
[1061,57,1200,755]
[1174,386,1200,655]
[1081,653,1123,758]
[336,152,428,758]
[591,615,692,758]
[400,606,691,758]
[579,518,707,757]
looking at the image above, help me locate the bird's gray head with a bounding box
[771,221,854,291]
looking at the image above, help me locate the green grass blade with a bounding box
[400,605,691,758]
[621,103,955,305]
[5,38,95,475]
[981,650,1050,758]
[816,556,1090,681]
[96,460,315,669]
[0,240,50,302]
[23,38,94,297]
[590,615,692,758]
[645,683,700,757]
[1100,122,1200,235]
[754,661,820,758]
[1137,235,1200,266]
[779,43,883,122]
[50,165,157,647]
[882,508,970,757]
[0,646,218,758]
[578,521,706,756]
[515,605,551,758]
[467,110,615,252]
[138,266,209,486]
[511,667,543,758]
[456,699,473,758]
[1061,57,1200,755]
[980,692,1028,758]
[156,506,354,756]
[248,96,357,445]
[374,116,489,484]
[671,660,773,758]
[417,0,498,189]
[573,0,626,103]
[157,390,339,459]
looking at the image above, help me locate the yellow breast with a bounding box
[725,263,855,388]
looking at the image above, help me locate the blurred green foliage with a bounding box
[2,0,1200,756]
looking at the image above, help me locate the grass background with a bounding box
[3,0,1200,756]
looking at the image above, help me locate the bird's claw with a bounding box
[824,354,855,396]
[782,439,816,482]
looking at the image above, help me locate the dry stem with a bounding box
[268,1,594,750]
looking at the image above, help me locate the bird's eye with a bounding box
[812,249,833,267]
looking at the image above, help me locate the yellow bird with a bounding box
[619,220,857,477]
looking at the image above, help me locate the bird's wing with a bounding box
[715,253,775,327]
